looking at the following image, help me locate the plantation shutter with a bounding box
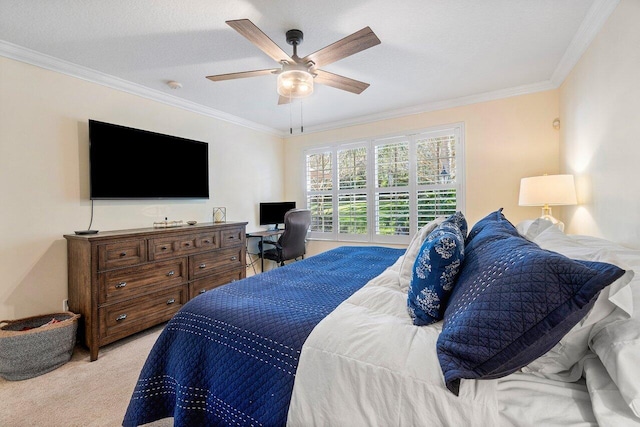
[337,145,368,238]
[415,133,458,227]
[306,151,333,235]
[303,123,464,243]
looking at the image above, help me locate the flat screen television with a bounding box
[259,202,296,229]
[89,120,209,199]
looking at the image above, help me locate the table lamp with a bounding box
[518,174,577,231]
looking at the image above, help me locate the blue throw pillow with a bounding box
[407,212,467,326]
[437,210,626,395]
[464,208,517,245]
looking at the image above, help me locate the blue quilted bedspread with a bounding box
[122,246,403,427]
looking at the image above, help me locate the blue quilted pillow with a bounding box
[407,212,467,326]
[464,208,517,244]
[437,210,626,395]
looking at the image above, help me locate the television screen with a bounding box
[259,202,296,226]
[89,120,209,199]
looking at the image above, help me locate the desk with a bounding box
[246,230,283,272]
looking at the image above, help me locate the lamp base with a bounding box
[539,206,565,232]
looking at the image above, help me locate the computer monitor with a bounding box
[259,202,296,229]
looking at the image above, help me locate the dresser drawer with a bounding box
[221,227,245,247]
[98,258,187,304]
[190,247,245,279]
[149,232,220,260]
[98,286,187,345]
[190,268,245,298]
[98,239,147,270]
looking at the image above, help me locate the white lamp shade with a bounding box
[519,174,578,206]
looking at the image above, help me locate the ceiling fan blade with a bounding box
[314,69,370,94]
[226,19,293,64]
[302,27,380,68]
[278,95,292,105]
[206,68,279,82]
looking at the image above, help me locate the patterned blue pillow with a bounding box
[407,212,467,326]
[437,210,626,395]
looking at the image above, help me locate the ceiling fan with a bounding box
[206,19,381,105]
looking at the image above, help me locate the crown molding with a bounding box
[0,40,283,137]
[550,0,620,86]
[1,0,619,140]
[300,0,620,137]
[296,80,557,136]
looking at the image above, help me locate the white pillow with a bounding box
[515,219,535,236]
[522,226,640,418]
[525,218,557,240]
[590,311,640,417]
[534,226,634,315]
[521,250,634,381]
[398,217,445,292]
[522,227,635,381]
[515,217,556,241]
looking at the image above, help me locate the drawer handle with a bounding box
[228,235,236,240]
[120,252,127,257]
[161,246,168,251]
[115,282,127,289]
[203,239,211,244]
[199,263,206,269]
[167,298,176,305]
[199,289,206,294]
[230,256,237,261]
[116,314,127,322]
[167,270,175,276]
[184,243,191,247]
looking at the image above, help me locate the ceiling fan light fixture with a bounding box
[277,69,314,98]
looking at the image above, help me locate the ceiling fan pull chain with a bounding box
[300,100,304,133]
[289,94,293,134]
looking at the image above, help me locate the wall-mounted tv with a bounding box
[259,202,296,229]
[89,120,209,199]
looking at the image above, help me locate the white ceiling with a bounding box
[0,0,618,136]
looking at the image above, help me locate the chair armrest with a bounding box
[258,240,280,250]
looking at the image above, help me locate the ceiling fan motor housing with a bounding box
[286,29,304,46]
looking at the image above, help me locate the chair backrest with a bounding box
[278,209,312,261]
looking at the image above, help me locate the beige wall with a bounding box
[0,56,284,319]
[284,90,561,255]
[560,0,640,248]
[1,0,632,323]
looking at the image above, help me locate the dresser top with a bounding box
[64,221,248,241]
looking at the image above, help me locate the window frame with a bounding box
[304,123,465,244]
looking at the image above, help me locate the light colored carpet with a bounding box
[0,323,173,427]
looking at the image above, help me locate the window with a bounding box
[338,145,367,236]
[415,133,459,226]
[306,152,333,233]
[374,137,410,238]
[305,124,464,243]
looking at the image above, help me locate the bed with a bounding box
[123,210,640,427]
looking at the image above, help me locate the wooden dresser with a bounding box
[64,221,247,360]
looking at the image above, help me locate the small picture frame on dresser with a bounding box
[213,207,226,223]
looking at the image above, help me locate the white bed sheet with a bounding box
[287,250,639,426]
[287,257,499,426]
[497,373,596,427]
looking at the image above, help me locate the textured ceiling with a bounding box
[0,0,618,136]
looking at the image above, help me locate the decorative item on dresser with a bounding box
[64,221,247,361]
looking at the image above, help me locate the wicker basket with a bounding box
[0,311,80,381]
